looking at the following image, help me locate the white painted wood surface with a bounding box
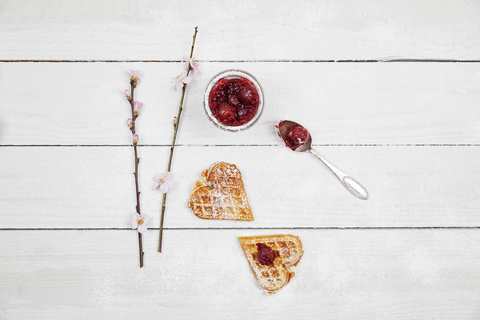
[2,229,480,319]
[1,146,480,228]
[1,62,479,145]
[1,0,480,60]
[1,1,480,319]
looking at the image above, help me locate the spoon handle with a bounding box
[308,149,369,200]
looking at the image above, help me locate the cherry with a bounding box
[238,84,257,105]
[278,123,310,151]
[217,102,236,122]
[288,125,309,147]
[256,243,275,266]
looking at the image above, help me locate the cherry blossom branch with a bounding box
[126,70,149,268]
[158,26,198,253]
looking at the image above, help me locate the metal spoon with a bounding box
[278,120,369,200]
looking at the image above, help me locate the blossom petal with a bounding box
[143,214,151,226]
[183,61,190,71]
[159,184,169,193]
[182,75,193,84]
[190,68,200,78]
[183,56,191,69]
[137,224,148,234]
[132,213,139,229]
[129,69,139,77]
[175,82,184,91]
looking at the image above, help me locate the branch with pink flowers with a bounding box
[125,69,150,268]
[156,26,199,253]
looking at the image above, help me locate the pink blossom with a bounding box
[175,73,192,91]
[183,56,199,77]
[128,69,139,78]
[190,68,200,78]
[134,101,143,117]
[127,118,133,129]
[132,133,139,145]
[152,172,174,193]
[128,69,140,87]
[125,89,131,101]
[131,212,151,234]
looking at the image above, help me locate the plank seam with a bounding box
[2,227,480,231]
[1,59,480,63]
[1,144,479,147]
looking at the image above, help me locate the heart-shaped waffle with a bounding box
[238,234,303,294]
[187,162,254,221]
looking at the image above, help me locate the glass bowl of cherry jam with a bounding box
[204,69,264,132]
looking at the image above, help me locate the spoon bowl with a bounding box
[277,120,369,200]
[277,120,312,152]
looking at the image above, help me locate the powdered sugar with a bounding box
[187,162,254,221]
[238,235,303,295]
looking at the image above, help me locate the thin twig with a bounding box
[158,26,198,253]
[129,81,144,267]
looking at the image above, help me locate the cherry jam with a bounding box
[208,77,260,127]
[278,121,310,151]
[256,243,275,266]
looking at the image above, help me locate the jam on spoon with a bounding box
[278,121,310,151]
[277,120,369,200]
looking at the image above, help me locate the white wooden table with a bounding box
[1,1,480,319]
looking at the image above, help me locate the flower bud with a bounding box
[128,70,140,87]
[127,118,133,129]
[134,101,143,117]
[128,69,139,78]
[132,133,139,145]
[125,89,132,101]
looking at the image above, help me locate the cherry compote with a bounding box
[209,77,260,127]
[278,121,310,151]
[256,243,275,266]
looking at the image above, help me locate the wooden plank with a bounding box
[1,146,479,228]
[1,62,479,145]
[1,1,480,60]
[1,229,480,319]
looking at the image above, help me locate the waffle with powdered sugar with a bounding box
[187,162,254,221]
[238,234,303,295]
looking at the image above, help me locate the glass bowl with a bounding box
[203,69,264,132]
